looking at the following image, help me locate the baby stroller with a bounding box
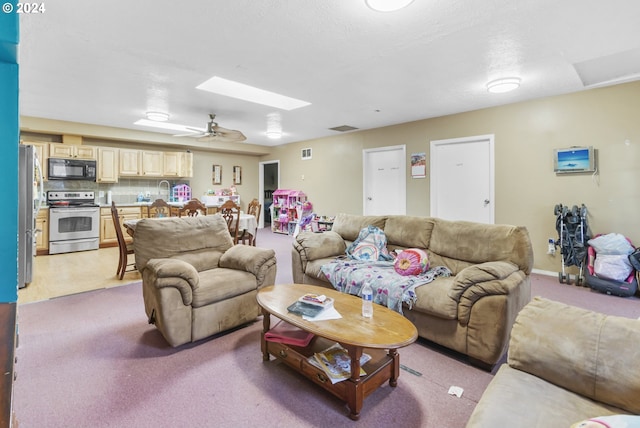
[553,203,591,285]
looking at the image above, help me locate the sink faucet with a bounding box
[158,180,171,201]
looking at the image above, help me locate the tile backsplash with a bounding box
[43,178,190,205]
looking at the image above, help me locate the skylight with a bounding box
[196,76,311,111]
[133,119,202,134]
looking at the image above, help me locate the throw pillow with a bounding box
[346,225,393,261]
[394,248,429,276]
[570,415,640,428]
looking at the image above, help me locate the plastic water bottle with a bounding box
[362,282,373,318]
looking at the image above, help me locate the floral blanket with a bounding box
[320,260,451,314]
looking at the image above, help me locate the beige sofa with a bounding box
[292,213,534,369]
[466,297,640,427]
[134,215,277,347]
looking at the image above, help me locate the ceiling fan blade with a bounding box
[212,125,247,142]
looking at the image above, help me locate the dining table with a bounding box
[123,213,257,241]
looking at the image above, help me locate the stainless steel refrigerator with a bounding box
[18,144,44,288]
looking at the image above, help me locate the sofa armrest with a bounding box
[293,231,346,266]
[219,245,277,285]
[145,258,199,305]
[448,261,524,325]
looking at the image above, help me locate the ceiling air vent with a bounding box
[329,125,359,132]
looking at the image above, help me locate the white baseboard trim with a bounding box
[531,268,557,277]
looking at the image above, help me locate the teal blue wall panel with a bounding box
[0,3,19,303]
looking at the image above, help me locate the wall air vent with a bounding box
[329,125,359,132]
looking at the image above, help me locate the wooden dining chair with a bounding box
[241,198,261,246]
[147,198,171,218]
[178,198,207,217]
[111,201,136,279]
[219,199,240,244]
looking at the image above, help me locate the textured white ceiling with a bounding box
[18,0,640,148]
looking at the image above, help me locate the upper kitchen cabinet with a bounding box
[180,152,193,178]
[21,140,49,180]
[49,143,96,160]
[97,147,119,183]
[141,150,163,177]
[163,151,193,177]
[119,149,141,176]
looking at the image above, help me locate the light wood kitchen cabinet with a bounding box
[162,152,181,177]
[162,151,193,177]
[141,151,163,177]
[35,208,48,255]
[97,147,119,183]
[99,206,141,247]
[21,141,49,180]
[49,143,96,159]
[118,149,141,176]
[180,152,193,177]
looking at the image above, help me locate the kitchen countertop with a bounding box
[101,201,228,208]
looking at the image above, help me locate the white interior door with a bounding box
[363,145,406,215]
[430,135,494,224]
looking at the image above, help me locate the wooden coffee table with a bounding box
[257,283,418,420]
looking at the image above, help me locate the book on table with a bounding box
[287,294,335,318]
[264,320,315,347]
[307,343,372,384]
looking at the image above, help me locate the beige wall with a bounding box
[21,81,640,272]
[264,81,640,273]
[190,149,259,212]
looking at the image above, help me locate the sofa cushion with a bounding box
[410,277,458,320]
[508,297,640,414]
[191,268,257,308]
[305,257,336,282]
[428,218,533,274]
[134,215,234,271]
[331,213,387,242]
[466,364,630,427]
[384,216,435,248]
[171,248,224,272]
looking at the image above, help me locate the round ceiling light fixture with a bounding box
[486,77,521,94]
[365,0,415,12]
[146,111,170,122]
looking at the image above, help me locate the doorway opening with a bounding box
[259,160,280,229]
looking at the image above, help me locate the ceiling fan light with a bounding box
[365,0,414,12]
[146,111,170,122]
[486,77,521,93]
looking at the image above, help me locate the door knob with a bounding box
[484,199,490,206]
[367,197,372,201]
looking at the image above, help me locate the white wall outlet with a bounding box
[547,238,556,255]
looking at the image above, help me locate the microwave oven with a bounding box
[48,158,97,181]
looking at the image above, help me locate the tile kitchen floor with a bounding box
[18,247,141,304]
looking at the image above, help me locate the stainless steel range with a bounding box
[47,191,100,255]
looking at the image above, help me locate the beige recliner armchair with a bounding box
[133,215,277,347]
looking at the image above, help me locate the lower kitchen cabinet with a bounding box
[99,206,141,247]
[36,208,48,255]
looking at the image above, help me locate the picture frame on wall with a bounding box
[233,166,242,185]
[212,165,222,184]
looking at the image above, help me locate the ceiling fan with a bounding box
[175,113,246,143]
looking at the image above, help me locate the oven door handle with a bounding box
[50,208,99,214]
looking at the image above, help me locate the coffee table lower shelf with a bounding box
[262,335,398,420]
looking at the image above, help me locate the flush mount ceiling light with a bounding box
[365,0,414,12]
[266,112,282,139]
[486,77,521,94]
[145,111,170,122]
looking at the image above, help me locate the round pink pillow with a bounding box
[394,249,430,276]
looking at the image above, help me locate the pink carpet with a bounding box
[13,229,640,427]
